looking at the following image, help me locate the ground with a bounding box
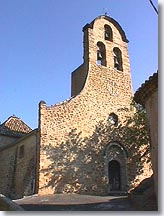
[14,193,135,211]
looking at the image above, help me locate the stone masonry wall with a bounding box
[0,130,38,199]
[0,135,18,148]
[145,90,158,197]
[38,16,152,195]
[71,63,88,97]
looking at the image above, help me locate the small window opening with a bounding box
[19,145,24,159]
[108,113,118,126]
[104,25,113,41]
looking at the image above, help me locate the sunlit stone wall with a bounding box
[38,16,152,195]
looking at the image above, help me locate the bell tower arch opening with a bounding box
[97,41,107,66]
[104,24,113,41]
[113,47,123,71]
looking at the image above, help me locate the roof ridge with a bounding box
[134,71,158,107]
[0,115,32,135]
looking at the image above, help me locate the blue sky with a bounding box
[0,0,158,129]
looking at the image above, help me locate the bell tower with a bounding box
[71,15,133,102]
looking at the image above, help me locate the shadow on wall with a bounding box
[40,105,151,194]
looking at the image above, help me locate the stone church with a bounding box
[0,15,152,199]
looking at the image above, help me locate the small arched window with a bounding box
[104,25,113,41]
[97,41,106,66]
[108,113,118,126]
[113,47,123,71]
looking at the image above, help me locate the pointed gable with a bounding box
[0,115,32,137]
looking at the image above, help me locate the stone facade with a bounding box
[0,116,38,199]
[38,15,152,195]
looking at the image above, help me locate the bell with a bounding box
[115,58,119,65]
[97,50,103,60]
[114,56,119,69]
[105,31,110,39]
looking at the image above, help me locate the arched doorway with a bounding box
[105,142,128,192]
[108,160,121,191]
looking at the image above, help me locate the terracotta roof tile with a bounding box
[0,115,32,137]
[134,72,158,107]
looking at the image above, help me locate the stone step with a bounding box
[108,191,128,196]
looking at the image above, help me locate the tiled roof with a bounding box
[134,72,158,107]
[0,115,32,137]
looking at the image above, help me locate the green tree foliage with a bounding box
[123,100,151,162]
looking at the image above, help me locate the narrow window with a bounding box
[19,145,24,159]
[104,25,113,41]
[97,41,106,66]
[113,47,123,71]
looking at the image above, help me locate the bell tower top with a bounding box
[83,15,129,43]
[71,15,132,98]
[82,15,130,70]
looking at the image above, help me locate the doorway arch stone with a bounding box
[104,142,128,193]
